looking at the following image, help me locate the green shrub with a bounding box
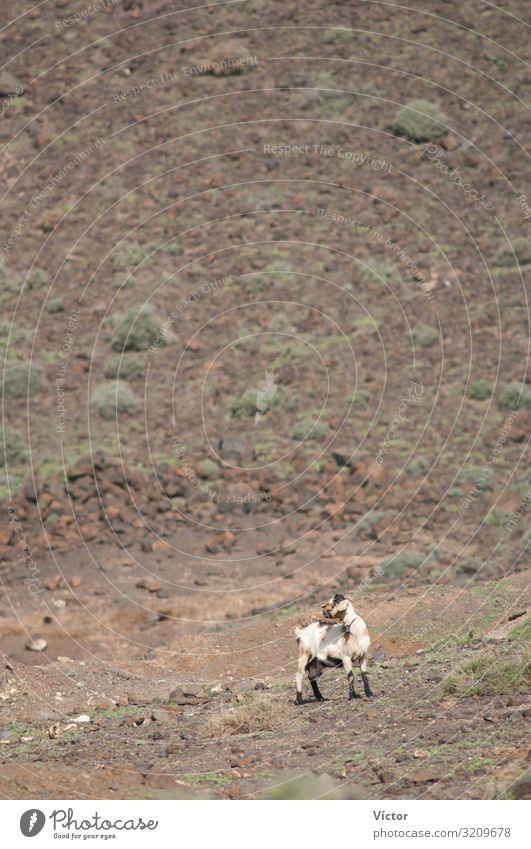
[112,241,152,268]
[495,238,531,268]
[456,465,494,489]
[90,382,138,419]
[393,99,448,142]
[26,268,47,290]
[485,508,512,528]
[2,362,43,398]
[468,379,493,401]
[291,416,327,441]
[0,321,27,348]
[362,259,396,284]
[0,426,27,466]
[442,650,531,696]
[409,323,439,348]
[509,616,531,642]
[407,455,429,478]
[498,382,531,411]
[197,459,221,479]
[379,550,426,578]
[230,386,282,419]
[111,304,163,352]
[47,297,64,314]
[104,354,145,379]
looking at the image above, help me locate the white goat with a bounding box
[294,593,373,704]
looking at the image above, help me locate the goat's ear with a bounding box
[332,599,349,618]
[332,593,345,605]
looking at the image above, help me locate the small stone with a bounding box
[151,709,170,723]
[413,749,429,759]
[73,715,91,724]
[137,577,162,592]
[70,575,82,588]
[440,133,460,150]
[0,72,24,97]
[165,740,184,754]
[411,768,439,783]
[26,637,47,652]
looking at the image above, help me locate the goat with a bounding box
[294,593,373,704]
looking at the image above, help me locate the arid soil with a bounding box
[0,0,529,799]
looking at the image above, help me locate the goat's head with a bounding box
[322,593,351,620]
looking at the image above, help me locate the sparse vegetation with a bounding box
[47,297,64,314]
[379,550,427,578]
[468,379,493,401]
[456,465,495,489]
[111,305,164,352]
[90,382,139,419]
[393,99,448,141]
[0,426,27,467]
[104,354,145,379]
[508,617,531,642]
[291,415,327,441]
[442,650,531,696]
[495,238,531,268]
[112,241,153,269]
[498,381,531,411]
[201,698,288,738]
[2,362,43,398]
[409,323,439,348]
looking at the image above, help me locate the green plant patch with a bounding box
[393,99,448,142]
[442,650,531,696]
[468,379,493,401]
[90,381,139,419]
[498,382,531,411]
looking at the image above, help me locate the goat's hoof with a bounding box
[316,696,326,702]
[366,692,374,699]
[349,693,360,701]
[295,696,304,706]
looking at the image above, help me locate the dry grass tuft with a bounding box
[200,698,288,738]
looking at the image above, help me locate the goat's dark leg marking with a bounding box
[307,659,326,701]
[361,671,373,698]
[310,679,325,701]
[348,670,360,700]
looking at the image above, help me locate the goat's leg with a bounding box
[295,652,309,704]
[307,659,326,702]
[360,655,373,698]
[343,656,359,700]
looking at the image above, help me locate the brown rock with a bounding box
[411,768,439,783]
[440,134,460,150]
[0,527,14,546]
[0,72,24,97]
[136,577,162,593]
